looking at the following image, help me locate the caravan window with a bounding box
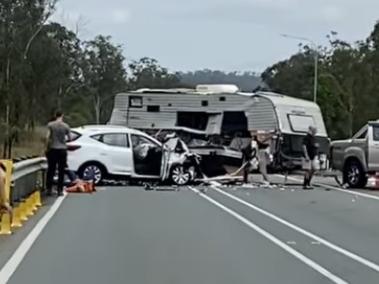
[177,112,208,130]
[288,114,315,133]
[222,112,248,135]
[129,96,143,108]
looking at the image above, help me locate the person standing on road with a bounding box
[302,126,319,190]
[241,133,256,184]
[254,132,272,186]
[45,111,71,196]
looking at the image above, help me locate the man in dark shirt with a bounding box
[45,111,71,196]
[302,126,319,189]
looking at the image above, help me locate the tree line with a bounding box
[261,25,379,140]
[0,0,263,158]
[0,1,185,157]
[2,1,378,157]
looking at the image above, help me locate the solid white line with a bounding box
[0,194,67,284]
[188,187,348,284]
[212,186,379,273]
[278,175,379,202]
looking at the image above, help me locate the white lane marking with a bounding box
[189,187,348,284]
[212,186,379,273]
[277,175,379,202]
[0,194,67,284]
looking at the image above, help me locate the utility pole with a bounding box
[281,34,319,103]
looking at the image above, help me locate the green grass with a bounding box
[11,129,45,159]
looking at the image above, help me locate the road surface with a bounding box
[2,180,379,284]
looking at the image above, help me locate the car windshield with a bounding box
[353,126,368,139]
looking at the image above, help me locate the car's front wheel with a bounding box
[79,163,106,185]
[170,165,191,186]
[343,160,367,188]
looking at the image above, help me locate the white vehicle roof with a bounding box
[72,125,153,137]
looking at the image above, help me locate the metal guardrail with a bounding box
[10,158,47,204]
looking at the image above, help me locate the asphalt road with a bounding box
[2,179,379,284]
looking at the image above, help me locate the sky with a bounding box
[53,0,379,73]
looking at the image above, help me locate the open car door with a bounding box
[131,134,162,177]
[160,147,171,181]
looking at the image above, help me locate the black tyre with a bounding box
[170,165,191,186]
[343,160,367,188]
[78,163,106,185]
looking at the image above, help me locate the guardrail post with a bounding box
[1,159,13,205]
[0,157,48,235]
[0,213,12,235]
[19,201,29,222]
[11,206,22,228]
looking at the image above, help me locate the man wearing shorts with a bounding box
[302,126,319,190]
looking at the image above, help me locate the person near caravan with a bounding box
[254,132,273,185]
[302,126,319,190]
[241,134,258,184]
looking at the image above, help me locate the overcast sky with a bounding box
[53,0,379,73]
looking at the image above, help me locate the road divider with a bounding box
[0,158,46,236]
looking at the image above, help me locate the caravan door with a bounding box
[206,113,223,135]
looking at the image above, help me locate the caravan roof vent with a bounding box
[196,84,239,94]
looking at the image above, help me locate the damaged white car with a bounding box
[66,125,201,185]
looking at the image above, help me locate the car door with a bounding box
[94,133,133,175]
[333,126,367,170]
[130,134,162,177]
[368,123,379,171]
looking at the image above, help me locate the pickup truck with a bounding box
[331,121,379,188]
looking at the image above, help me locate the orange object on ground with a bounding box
[66,181,96,193]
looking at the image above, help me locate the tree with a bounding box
[128,57,181,90]
[81,35,127,124]
[179,70,261,91]
[261,32,378,139]
[261,48,316,100]
[22,22,84,128]
[0,0,57,157]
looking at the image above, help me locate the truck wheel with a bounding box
[343,160,367,188]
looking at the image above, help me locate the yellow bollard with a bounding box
[19,202,29,222]
[30,194,38,211]
[11,206,22,228]
[0,213,12,235]
[26,197,36,217]
[34,191,42,207]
